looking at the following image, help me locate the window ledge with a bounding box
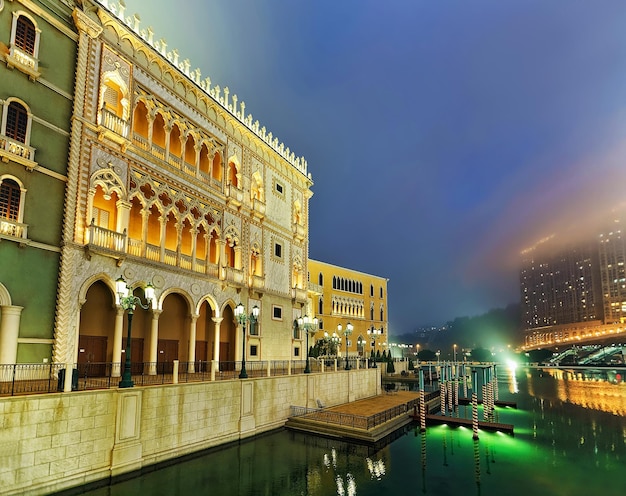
[5,48,41,81]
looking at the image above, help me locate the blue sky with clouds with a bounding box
[125,0,626,334]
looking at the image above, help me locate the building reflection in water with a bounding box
[526,368,626,415]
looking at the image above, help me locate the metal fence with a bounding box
[0,358,377,396]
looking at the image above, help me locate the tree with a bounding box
[470,347,491,363]
[417,349,437,361]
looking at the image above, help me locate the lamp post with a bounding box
[234,302,259,379]
[339,322,353,370]
[367,327,382,368]
[298,314,319,374]
[116,276,154,389]
[453,343,457,363]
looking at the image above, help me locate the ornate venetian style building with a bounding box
[48,0,313,372]
[0,0,77,364]
[0,0,390,371]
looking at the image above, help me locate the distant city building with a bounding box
[521,210,626,347]
[307,260,388,358]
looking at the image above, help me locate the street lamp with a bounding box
[453,343,457,362]
[116,276,154,388]
[338,322,353,370]
[234,302,259,379]
[367,327,382,368]
[298,314,319,374]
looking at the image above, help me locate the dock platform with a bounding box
[285,391,439,444]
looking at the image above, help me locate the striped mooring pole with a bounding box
[472,368,479,440]
[419,367,426,432]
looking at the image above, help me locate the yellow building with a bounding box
[306,259,388,359]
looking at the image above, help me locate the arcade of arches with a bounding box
[78,280,239,375]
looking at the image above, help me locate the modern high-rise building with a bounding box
[598,217,626,324]
[521,209,626,347]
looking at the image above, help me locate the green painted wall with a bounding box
[0,1,77,363]
[16,342,53,363]
[0,242,60,338]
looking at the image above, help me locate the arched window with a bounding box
[7,13,41,79]
[212,152,222,182]
[5,101,28,143]
[0,177,26,238]
[15,16,36,55]
[132,101,149,140]
[318,297,323,316]
[228,160,238,187]
[318,272,323,286]
[0,178,21,221]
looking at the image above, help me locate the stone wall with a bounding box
[0,368,380,495]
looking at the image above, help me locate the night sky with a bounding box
[125,0,626,335]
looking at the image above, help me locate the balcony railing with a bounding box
[292,287,307,302]
[0,134,36,164]
[252,198,266,218]
[100,108,129,139]
[225,266,245,285]
[251,274,265,291]
[0,218,28,239]
[86,223,127,252]
[5,45,40,79]
[225,183,244,204]
[307,281,323,295]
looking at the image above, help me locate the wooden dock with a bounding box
[285,391,439,444]
[286,390,515,443]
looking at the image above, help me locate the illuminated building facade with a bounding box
[522,210,626,347]
[598,218,626,324]
[50,0,314,371]
[520,239,603,329]
[306,259,388,358]
[0,0,77,363]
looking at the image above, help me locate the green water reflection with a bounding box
[78,367,626,496]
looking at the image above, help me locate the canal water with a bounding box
[78,366,626,496]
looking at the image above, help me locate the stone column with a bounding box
[0,305,23,364]
[111,306,124,377]
[212,317,223,362]
[148,310,161,375]
[187,314,198,373]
